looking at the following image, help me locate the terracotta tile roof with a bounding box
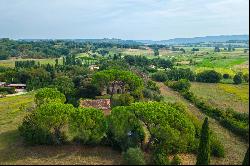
[80,99,111,115]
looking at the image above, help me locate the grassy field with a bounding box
[0,58,63,68]
[178,49,249,75]
[190,82,249,113]
[0,93,121,165]
[121,48,154,57]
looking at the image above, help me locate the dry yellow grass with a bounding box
[190,82,249,113]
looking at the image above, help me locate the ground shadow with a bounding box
[0,130,122,165]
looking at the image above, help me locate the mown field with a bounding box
[0,58,63,68]
[190,82,249,113]
[0,93,121,165]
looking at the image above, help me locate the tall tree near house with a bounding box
[196,117,210,165]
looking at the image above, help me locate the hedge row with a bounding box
[180,90,249,141]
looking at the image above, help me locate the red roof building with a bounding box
[80,99,111,115]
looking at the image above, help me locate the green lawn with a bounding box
[0,92,121,165]
[190,82,249,113]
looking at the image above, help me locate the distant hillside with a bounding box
[20,38,142,45]
[17,35,249,45]
[137,35,249,45]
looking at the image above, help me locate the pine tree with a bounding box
[196,117,210,165]
[242,148,249,165]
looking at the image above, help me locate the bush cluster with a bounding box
[152,68,196,82]
[152,69,224,84]
[196,70,222,83]
[111,93,135,108]
[122,147,146,165]
[166,79,191,92]
[0,87,15,94]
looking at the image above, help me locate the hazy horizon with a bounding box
[0,0,249,40]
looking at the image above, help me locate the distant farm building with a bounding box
[6,84,26,92]
[80,99,111,115]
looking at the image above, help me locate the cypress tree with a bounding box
[196,117,210,165]
[242,148,249,165]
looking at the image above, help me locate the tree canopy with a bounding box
[92,69,144,94]
[69,107,107,145]
[108,102,196,153]
[35,88,66,106]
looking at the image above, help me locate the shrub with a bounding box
[122,147,146,165]
[0,87,15,94]
[223,73,230,79]
[111,93,134,108]
[166,68,196,81]
[171,155,181,165]
[69,108,107,145]
[196,70,222,83]
[146,80,160,93]
[210,136,225,157]
[181,90,196,102]
[152,148,170,165]
[168,79,191,92]
[152,71,168,82]
[233,73,243,84]
[243,74,249,83]
[19,113,53,145]
[142,89,164,102]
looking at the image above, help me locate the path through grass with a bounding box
[158,82,249,165]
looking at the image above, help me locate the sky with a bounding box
[0,0,249,40]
